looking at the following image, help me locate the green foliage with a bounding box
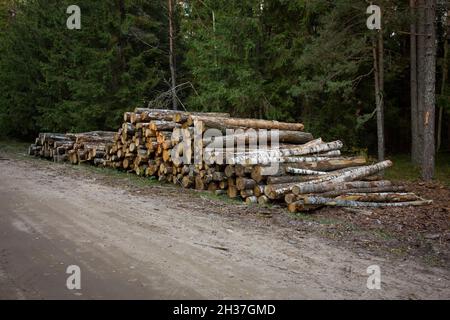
[0,0,448,157]
[182,0,265,117]
[181,0,438,153]
[181,0,412,150]
[0,0,168,138]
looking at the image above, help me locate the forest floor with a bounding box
[0,140,449,299]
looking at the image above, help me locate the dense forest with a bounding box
[0,0,449,177]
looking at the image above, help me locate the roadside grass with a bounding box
[0,140,30,157]
[385,153,450,186]
[198,190,243,205]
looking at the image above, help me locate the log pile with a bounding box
[29,131,115,165]
[29,109,431,212]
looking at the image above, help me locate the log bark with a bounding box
[317,185,405,198]
[192,116,304,131]
[251,157,367,182]
[150,120,181,131]
[205,130,313,147]
[290,161,393,196]
[286,168,327,175]
[335,193,420,203]
[173,112,230,124]
[228,141,343,165]
[267,175,318,185]
[302,196,432,207]
[267,178,393,201]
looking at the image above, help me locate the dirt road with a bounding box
[0,155,449,299]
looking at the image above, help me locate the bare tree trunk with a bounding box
[421,0,437,180]
[378,30,385,162]
[372,30,385,162]
[416,0,426,165]
[168,0,178,110]
[411,0,420,163]
[437,11,448,151]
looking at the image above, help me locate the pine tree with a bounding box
[182,0,265,117]
[0,0,169,137]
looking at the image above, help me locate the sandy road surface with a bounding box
[0,157,449,299]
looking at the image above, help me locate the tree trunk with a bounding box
[437,12,448,151]
[411,0,420,162]
[421,0,436,181]
[168,0,178,110]
[416,0,426,165]
[378,30,385,162]
[373,29,385,162]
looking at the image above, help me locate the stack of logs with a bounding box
[29,131,115,165]
[29,109,432,212]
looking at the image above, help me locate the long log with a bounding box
[290,161,393,196]
[251,157,367,182]
[267,178,393,200]
[319,185,406,198]
[302,196,432,207]
[192,116,304,131]
[227,141,344,165]
[173,112,230,124]
[334,193,420,203]
[150,120,181,131]
[204,130,314,146]
[286,168,327,175]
